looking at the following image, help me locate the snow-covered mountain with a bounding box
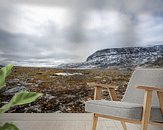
[58,45,163,69]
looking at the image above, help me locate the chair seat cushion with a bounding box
[85,100,163,122]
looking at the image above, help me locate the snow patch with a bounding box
[55,73,83,76]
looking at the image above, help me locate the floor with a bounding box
[0,113,139,130]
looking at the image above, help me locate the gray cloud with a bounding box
[7,0,163,14]
[0,0,163,66]
[64,1,86,44]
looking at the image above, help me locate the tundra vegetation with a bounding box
[0,66,132,113]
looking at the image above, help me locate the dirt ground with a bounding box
[0,67,132,113]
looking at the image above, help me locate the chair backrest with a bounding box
[122,68,163,107]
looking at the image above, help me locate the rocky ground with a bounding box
[0,67,132,113]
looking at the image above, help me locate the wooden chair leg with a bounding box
[107,88,118,101]
[92,113,98,130]
[157,91,163,114]
[94,87,102,100]
[121,121,127,130]
[141,90,152,130]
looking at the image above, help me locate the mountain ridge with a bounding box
[58,45,163,69]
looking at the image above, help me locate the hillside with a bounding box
[58,45,163,69]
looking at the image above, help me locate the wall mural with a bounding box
[0,0,163,113]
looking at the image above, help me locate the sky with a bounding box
[0,0,163,67]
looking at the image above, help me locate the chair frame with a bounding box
[87,82,163,130]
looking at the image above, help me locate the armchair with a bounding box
[85,69,163,130]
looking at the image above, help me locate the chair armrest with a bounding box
[87,82,118,101]
[87,82,116,89]
[137,86,163,117]
[137,86,163,92]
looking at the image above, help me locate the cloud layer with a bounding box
[0,0,163,66]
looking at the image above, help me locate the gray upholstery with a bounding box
[86,100,143,120]
[85,100,163,122]
[122,69,163,106]
[85,69,163,122]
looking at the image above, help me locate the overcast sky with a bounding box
[0,0,163,66]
